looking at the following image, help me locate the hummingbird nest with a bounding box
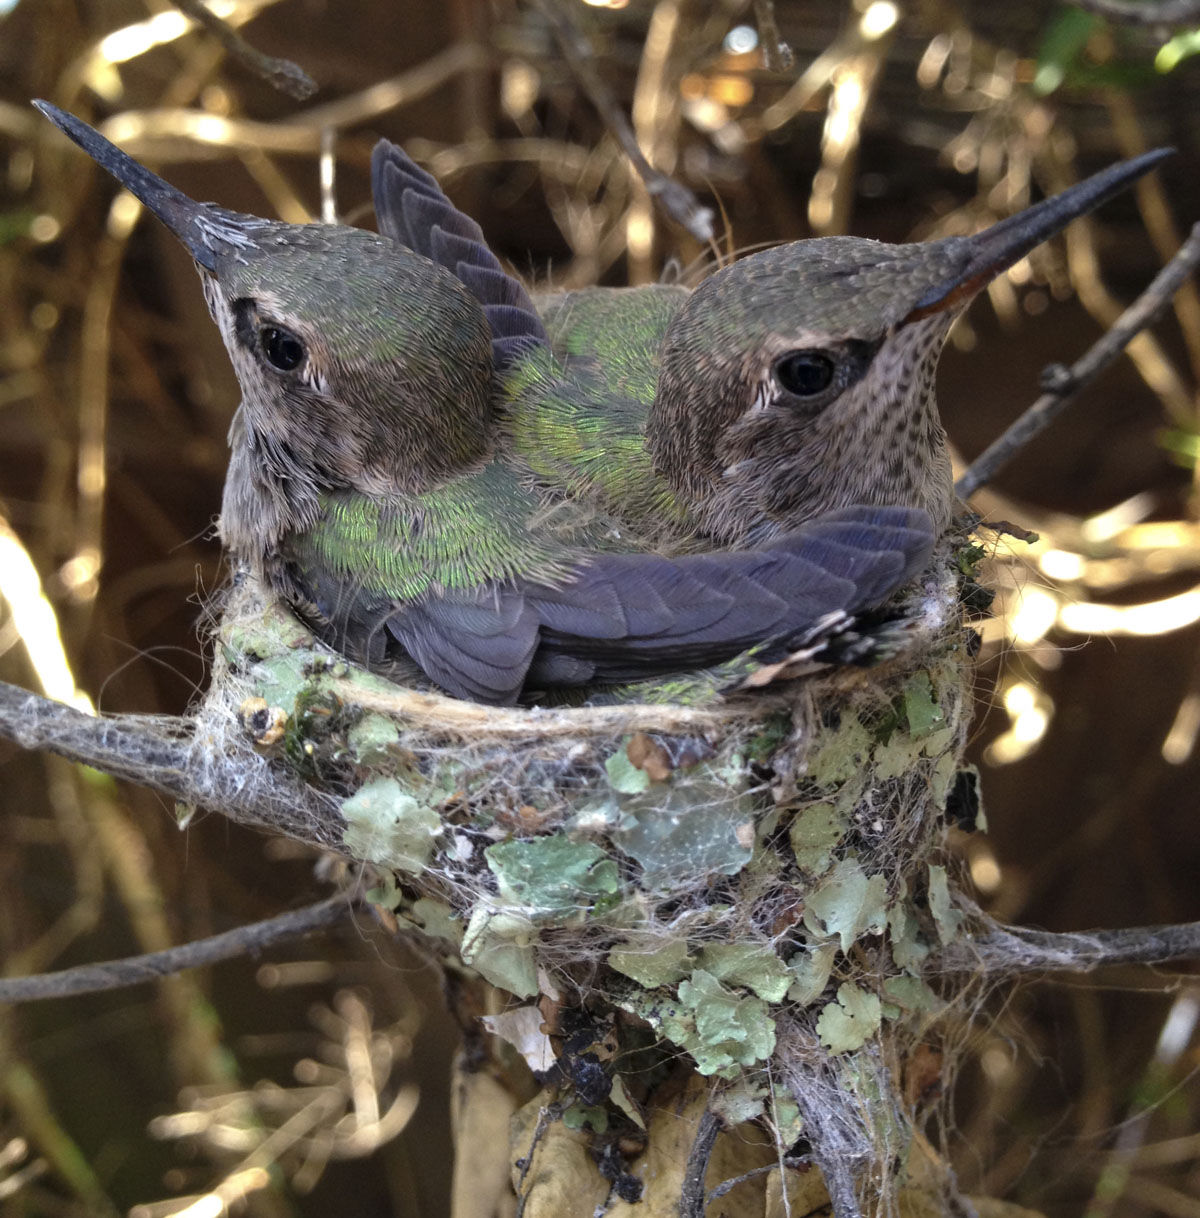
[194,535,984,1213]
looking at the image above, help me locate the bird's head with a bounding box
[35,102,494,509]
[652,149,1170,543]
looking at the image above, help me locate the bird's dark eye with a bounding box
[774,350,836,396]
[260,327,305,372]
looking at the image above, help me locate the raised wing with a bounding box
[371,140,548,366]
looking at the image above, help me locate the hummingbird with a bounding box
[373,140,1171,545]
[36,102,935,705]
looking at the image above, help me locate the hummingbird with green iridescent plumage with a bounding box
[36,102,935,705]
[373,142,1169,546]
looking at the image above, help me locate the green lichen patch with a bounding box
[817,982,883,1054]
[608,939,693,988]
[341,776,441,872]
[346,713,402,764]
[696,943,792,1003]
[927,864,967,944]
[790,801,851,874]
[787,942,839,1005]
[647,968,777,1078]
[486,835,621,919]
[803,858,889,952]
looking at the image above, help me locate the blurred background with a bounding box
[2,0,1200,1214]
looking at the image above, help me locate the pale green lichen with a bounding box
[644,968,777,1078]
[486,836,620,919]
[608,939,693,987]
[341,777,440,872]
[817,982,883,1054]
[803,858,889,952]
[461,907,539,998]
[696,943,792,1003]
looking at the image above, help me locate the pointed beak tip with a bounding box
[907,147,1178,321]
[27,101,225,273]
[31,99,79,141]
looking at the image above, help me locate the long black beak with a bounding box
[34,100,248,271]
[906,148,1173,320]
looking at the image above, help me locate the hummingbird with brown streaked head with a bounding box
[373,141,1170,545]
[35,101,935,705]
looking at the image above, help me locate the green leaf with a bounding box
[341,777,440,872]
[1157,27,1200,72]
[486,836,620,919]
[1033,8,1098,96]
[816,982,882,1054]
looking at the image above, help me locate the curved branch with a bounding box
[934,919,1200,975]
[0,681,343,850]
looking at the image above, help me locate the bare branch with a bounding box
[956,221,1200,501]
[171,0,317,99]
[0,681,343,849]
[679,1108,722,1218]
[933,919,1200,975]
[0,896,351,1003]
[535,0,714,242]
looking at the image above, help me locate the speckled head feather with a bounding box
[652,148,1172,543]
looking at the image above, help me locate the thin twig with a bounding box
[1069,0,1200,25]
[956,221,1200,500]
[0,896,351,1002]
[753,0,794,70]
[933,919,1200,975]
[706,1155,813,1203]
[679,1108,722,1218]
[535,0,714,242]
[171,0,317,99]
[0,681,342,849]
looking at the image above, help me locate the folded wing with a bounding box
[364,505,934,703]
